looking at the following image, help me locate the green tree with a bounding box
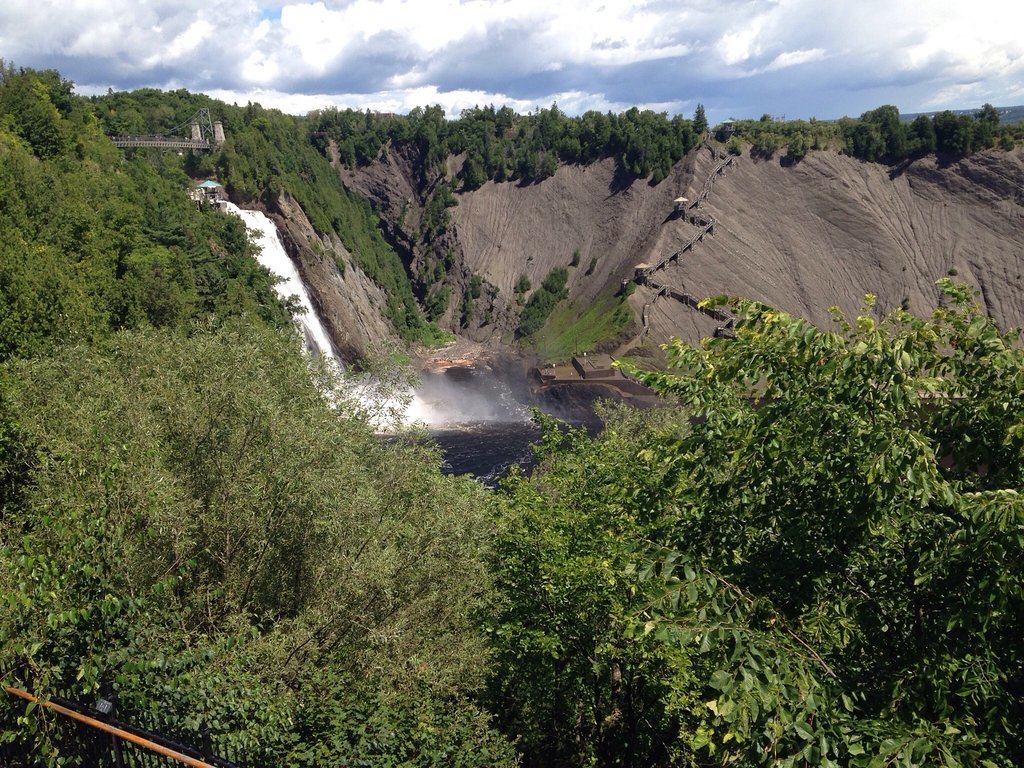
[491,406,699,768]
[624,283,1024,765]
[974,103,1000,149]
[425,285,451,320]
[909,114,937,154]
[693,103,708,134]
[934,110,975,155]
[846,121,884,161]
[861,105,907,160]
[462,150,488,190]
[0,67,70,159]
[786,132,808,161]
[517,267,568,337]
[0,324,515,766]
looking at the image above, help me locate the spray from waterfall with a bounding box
[225,203,443,427]
[404,366,531,424]
[223,203,540,484]
[226,203,539,432]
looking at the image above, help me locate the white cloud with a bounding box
[259,0,703,86]
[204,83,682,119]
[718,17,767,66]
[241,51,281,84]
[1,0,1022,120]
[763,48,826,73]
[164,19,215,60]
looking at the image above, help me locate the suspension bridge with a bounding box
[110,108,225,151]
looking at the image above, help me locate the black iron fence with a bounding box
[3,686,263,768]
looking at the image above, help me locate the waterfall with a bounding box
[224,203,532,431]
[224,202,339,363]
[225,202,438,427]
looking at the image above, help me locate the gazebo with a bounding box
[195,179,224,202]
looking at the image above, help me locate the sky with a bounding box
[1,0,1022,123]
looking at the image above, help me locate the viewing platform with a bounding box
[534,354,659,405]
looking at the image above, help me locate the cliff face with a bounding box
[451,156,699,314]
[634,146,1024,345]
[265,191,397,362]
[340,142,1024,354]
[340,143,702,345]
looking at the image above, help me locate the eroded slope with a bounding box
[343,141,1024,353]
[639,147,1024,343]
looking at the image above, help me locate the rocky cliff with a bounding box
[263,191,398,361]
[333,141,1024,360]
[633,146,1024,347]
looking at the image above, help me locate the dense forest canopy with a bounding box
[86,82,447,345]
[2,64,1023,767]
[1,323,516,766]
[309,101,1021,187]
[309,103,703,186]
[0,63,293,362]
[718,103,1021,162]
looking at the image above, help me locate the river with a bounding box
[410,364,611,487]
[406,365,544,487]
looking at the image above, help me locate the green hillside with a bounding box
[0,63,515,766]
[87,86,447,346]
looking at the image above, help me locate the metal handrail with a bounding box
[4,686,249,767]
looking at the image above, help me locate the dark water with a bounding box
[411,363,605,488]
[430,422,542,488]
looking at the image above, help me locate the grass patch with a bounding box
[528,293,634,363]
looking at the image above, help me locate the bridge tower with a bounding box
[189,108,224,147]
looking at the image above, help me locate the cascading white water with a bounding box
[225,202,442,427]
[226,203,539,436]
[225,203,541,481]
[216,203,546,486]
[224,202,338,362]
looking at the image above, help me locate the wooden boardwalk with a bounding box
[634,219,716,280]
[618,142,737,349]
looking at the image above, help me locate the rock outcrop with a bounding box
[265,190,397,362]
